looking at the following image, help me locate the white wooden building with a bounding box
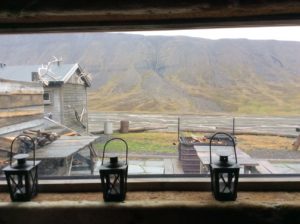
[0,61,92,134]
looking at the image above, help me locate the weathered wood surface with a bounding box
[0,79,43,94]
[194,145,258,174]
[62,83,88,133]
[0,94,43,109]
[0,105,44,118]
[255,160,274,174]
[0,130,58,153]
[66,66,87,86]
[0,114,43,127]
[43,87,62,123]
[0,118,44,136]
[0,136,14,151]
[28,135,101,176]
[0,1,300,33]
[164,158,184,174]
[32,135,100,159]
[293,135,300,151]
[0,79,44,130]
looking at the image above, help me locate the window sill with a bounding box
[1,176,300,192]
[0,191,300,224]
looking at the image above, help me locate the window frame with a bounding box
[0,4,300,192]
[1,174,300,192]
[43,91,52,105]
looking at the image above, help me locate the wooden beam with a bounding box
[0,79,43,94]
[0,118,44,136]
[0,94,43,109]
[0,1,300,33]
[0,105,44,118]
[0,114,44,128]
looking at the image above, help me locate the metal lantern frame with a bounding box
[3,135,41,202]
[209,132,240,201]
[99,137,128,202]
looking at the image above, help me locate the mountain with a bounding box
[0,33,300,115]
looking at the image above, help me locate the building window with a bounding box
[43,92,52,105]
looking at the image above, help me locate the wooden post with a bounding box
[293,128,300,151]
[120,120,129,133]
[292,135,300,151]
[178,117,180,141]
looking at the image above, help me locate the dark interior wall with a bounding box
[0,201,299,224]
[0,0,300,33]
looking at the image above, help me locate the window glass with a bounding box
[0,27,300,178]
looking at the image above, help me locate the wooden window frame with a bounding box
[0,2,299,192]
[43,91,52,105]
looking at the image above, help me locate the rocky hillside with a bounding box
[0,33,300,115]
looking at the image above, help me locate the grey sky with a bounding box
[123,26,300,42]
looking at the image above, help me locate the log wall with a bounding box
[0,79,44,133]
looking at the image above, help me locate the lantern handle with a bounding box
[101,138,128,165]
[209,132,237,165]
[10,134,36,166]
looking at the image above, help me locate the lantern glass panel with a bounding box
[218,172,236,194]
[29,167,38,196]
[107,173,121,195]
[7,173,27,200]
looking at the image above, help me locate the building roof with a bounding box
[0,62,91,87]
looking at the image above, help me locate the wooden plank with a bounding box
[194,145,258,174]
[171,158,184,174]
[164,159,174,174]
[68,155,74,176]
[194,145,258,166]
[255,161,272,174]
[62,84,88,131]
[0,114,43,127]
[292,134,300,150]
[0,118,44,136]
[0,94,43,109]
[0,136,14,151]
[0,79,44,129]
[0,105,44,118]
[43,87,62,123]
[0,79,43,94]
[32,136,100,159]
[259,160,281,174]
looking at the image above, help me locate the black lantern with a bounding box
[209,132,240,201]
[99,138,128,202]
[3,135,41,202]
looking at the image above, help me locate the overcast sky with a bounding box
[123,26,300,42]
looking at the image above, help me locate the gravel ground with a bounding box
[248,149,300,160]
